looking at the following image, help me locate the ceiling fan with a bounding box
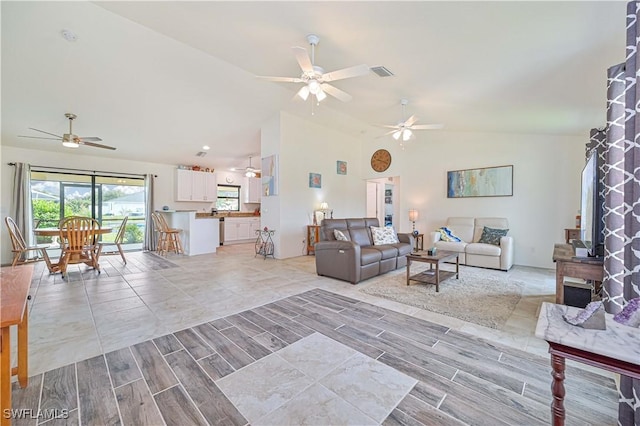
[18,113,116,150]
[257,34,370,103]
[378,99,444,144]
[244,156,260,177]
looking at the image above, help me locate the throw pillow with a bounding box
[478,226,509,245]
[334,229,350,241]
[437,226,462,242]
[370,226,399,245]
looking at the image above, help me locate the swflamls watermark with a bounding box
[3,409,69,420]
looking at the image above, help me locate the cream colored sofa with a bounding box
[428,217,514,271]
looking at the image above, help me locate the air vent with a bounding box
[370,66,394,77]
[196,151,207,157]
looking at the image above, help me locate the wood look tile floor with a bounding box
[9,245,618,425]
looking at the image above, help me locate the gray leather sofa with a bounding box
[315,218,414,284]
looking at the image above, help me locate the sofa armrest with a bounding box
[499,236,514,270]
[429,231,441,246]
[314,240,362,283]
[397,233,415,248]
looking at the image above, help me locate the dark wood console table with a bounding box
[552,243,603,304]
[536,302,640,426]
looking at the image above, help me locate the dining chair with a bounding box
[58,216,102,277]
[151,212,183,255]
[5,216,54,269]
[99,216,128,264]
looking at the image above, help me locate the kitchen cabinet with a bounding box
[244,177,261,203]
[176,169,217,202]
[224,217,260,243]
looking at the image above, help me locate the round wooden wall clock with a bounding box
[371,149,392,172]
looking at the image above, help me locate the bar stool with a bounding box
[152,212,184,255]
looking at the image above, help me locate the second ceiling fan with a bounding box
[257,34,370,103]
[379,99,444,144]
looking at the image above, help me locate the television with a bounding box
[579,151,604,257]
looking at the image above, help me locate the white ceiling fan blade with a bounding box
[292,46,313,73]
[256,75,303,83]
[79,140,116,150]
[18,135,61,140]
[78,136,103,141]
[376,129,400,139]
[28,128,63,138]
[411,124,444,130]
[376,124,401,129]
[404,115,418,127]
[320,83,352,102]
[322,64,370,82]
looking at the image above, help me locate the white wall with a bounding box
[261,111,366,259]
[361,130,586,268]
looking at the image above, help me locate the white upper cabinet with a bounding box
[244,177,261,203]
[176,169,217,202]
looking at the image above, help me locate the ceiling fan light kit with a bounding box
[245,156,257,177]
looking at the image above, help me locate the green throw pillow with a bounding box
[478,226,508,245]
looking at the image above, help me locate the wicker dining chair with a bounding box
[58,216,102,277]
[5,216,53,269]
[99,216,128,264]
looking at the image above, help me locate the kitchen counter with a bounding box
[196,212,260,219]
[158,211,219,255]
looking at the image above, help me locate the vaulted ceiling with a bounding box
[1,1,626,171]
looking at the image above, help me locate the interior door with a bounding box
[366,181,379,221]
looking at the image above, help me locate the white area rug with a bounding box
[360,266,523,329]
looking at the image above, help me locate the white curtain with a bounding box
[143,173,156,251]
[11,162,34,252]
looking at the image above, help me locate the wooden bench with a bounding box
[1,265,33,426]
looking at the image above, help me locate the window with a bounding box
[31,171,146,249]
[217,185,240,211]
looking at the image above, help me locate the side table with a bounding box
[306,225,320,255]
[415,233,424,252]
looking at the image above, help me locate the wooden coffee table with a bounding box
[406,250,459,292]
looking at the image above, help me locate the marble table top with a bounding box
[535,302,640,365]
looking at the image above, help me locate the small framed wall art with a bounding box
[309,173,322,188]
[337,161,347,175]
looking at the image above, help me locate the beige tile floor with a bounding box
[22,243,562,377]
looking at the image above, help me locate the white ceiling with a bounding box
[1,1,626,171]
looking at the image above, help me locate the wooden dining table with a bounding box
[33,227,112,273]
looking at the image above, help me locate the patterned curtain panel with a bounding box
[603,3,640,424]
[11,162,34,250]
[143,174,156,251]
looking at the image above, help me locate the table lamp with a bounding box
[408,209,418,232]
[320,202,329,219]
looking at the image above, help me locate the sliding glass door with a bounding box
[31,171,145,251]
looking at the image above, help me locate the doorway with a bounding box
[365,176,400,228]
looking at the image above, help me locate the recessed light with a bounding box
[61,29,77,42]
[202,145,210,150]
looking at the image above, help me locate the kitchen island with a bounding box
[157,210,219,255]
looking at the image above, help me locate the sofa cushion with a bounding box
[434,240,467,253]
[371,226,399,245]
[466,242,502,256]
[370,244,398,260]
[445,217,475,242]
[478,226,509,246]
[392,242,413,256]
[334,229,350,241]
[350,228,373,247]
[360,247,383,265]
[436,226,462,242]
